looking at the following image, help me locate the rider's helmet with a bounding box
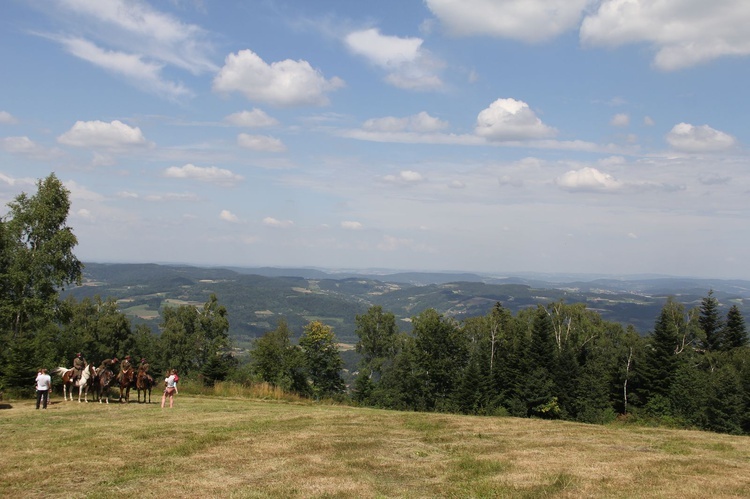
[113,357,119,363]
[76,353,82,357]
[125,355,131,360]
[141,358,146,363]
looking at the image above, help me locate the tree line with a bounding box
[2,174,749,436]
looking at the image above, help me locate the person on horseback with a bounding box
[117,355,133,383]
[138,358,149,374]
[72,353,85,385]
[99,357,119,373]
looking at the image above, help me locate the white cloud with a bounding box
[449,180,466,189]
[58,120,149,149]
[610,113,630,127]
[237,133,286,153]
[0,111,19,124]
[263,216,294,228]
[644,116,655,126]
[224,109,279,128]
[0,136,61,159]
[55,37,191,100]
[163,164,243,186]
[382,170,425,184]
[213,49,344,107]
[425,0,588,43]
[0,172,35,188]
[475,98,556,141]
[219,209,239,223]
[555,167,624,192]
[666,123,736,152]
[52,0,216,74]
[344,28,444,90]
[580,0,750,70]
[363,112,448,133]
[341,221,363,230]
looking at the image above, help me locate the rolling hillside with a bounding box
[65,263,750,344]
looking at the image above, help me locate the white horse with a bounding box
[54,363,95,402]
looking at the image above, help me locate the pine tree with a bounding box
[699,290,724,352]
[723,305,748,349]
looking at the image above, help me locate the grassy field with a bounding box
[2,393,750,498]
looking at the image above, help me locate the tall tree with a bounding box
[723,305,748,350]
[250,319,307,394]
[411,308,467,412]
[0,174,82,387]
[299,320,345,397]
[699,290,724,352]
[354,305,398,380]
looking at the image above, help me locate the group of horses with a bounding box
[54,363,155,404]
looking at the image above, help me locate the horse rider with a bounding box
[138,358,150,375]
[117,355,133,382]
[99,357,119,373]
[72,353,86,385]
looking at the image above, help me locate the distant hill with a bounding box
[66,263,750,345]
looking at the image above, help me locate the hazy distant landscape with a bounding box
[67,262,750,345]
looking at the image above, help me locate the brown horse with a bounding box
[118,368,135,403]
[136,370,154,403]
[97,368,114,404]
[54,363,95,402]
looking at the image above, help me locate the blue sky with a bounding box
[2,0,749,279]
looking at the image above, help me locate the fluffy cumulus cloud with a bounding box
[163,164,243,186]
[57,120,149,149]
[219,210,239,223]
[425,0,589,43]
[345,28,444,90]
[237,133,286,153]
[263,216,294,228]
[555,167,624,192]
[475,98,556,141]
[0,111,18,124]
[213,49,344,107]
[0,136,61,159]
[666,123,736,152]
[224,109,279,128]
[580,0,750,70]
[363,112,448,133]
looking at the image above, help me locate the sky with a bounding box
[1,0,749,280]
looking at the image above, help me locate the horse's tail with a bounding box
[54,367,70,377]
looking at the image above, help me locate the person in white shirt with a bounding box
[161,369,179,408]
[35,368,52,409]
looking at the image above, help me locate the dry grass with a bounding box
[1,395,749,498]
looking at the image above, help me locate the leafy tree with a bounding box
[250,319,307,394]
[0,174,82,387]
[354,305,398,381]
[411,308,467,412]
[159,294,230,377]
[299,320,345,397]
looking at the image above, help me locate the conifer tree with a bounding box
[723,304,748,349]
[699,290,723,352]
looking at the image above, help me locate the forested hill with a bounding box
[66,262,750,345]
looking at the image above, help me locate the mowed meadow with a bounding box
[2,393,750,498]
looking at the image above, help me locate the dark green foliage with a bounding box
[724,305,748,349]
[699,290,724,352]
[250,319,308,394]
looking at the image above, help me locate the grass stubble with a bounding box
[1,393,749,498]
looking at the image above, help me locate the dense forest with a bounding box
[1,174,749,436]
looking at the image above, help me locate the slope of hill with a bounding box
[66,263,750,344]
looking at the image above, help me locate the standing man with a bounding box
[35,368,52,409]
